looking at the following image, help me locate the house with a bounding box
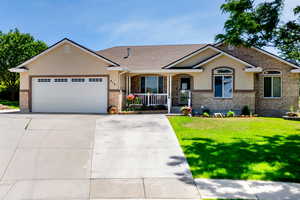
[9,38,300,116]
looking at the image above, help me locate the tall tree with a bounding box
[0,29,47,99]
[275,6,300,63]
[216,0,300,64]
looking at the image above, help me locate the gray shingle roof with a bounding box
[96,44,208,70]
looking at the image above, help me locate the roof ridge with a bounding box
[97,43,209,52]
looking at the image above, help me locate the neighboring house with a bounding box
[9,38,300,116]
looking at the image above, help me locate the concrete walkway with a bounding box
[0,113,299,199]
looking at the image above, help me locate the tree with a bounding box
[0,29,47,100]
[275,6,300,63]
[216,0,300,64]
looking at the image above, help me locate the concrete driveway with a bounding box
[0,114,200,200]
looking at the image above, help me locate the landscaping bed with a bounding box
[0,100,19,110]
[168,116,300,183]
[119,110,167,114]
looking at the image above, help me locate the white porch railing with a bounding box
[133,93,168,106]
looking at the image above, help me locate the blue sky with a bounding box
[0,0,298,51]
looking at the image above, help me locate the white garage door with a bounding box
[32,77,107,113]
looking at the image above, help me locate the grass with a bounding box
[168,117,300,183]
[0,100,19,109]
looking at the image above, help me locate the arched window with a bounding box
[263,70,282,98]
[213,67,233,98]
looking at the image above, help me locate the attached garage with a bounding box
[31,76,108,113]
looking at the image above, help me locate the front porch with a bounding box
[123,74,193,113]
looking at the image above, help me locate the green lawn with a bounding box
[168,117,300,183]
[0,100,19,109]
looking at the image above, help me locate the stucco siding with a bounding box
[21,43,120,90]
[175,48,217,67]
[18,43,122,112]
[193,55,254,90]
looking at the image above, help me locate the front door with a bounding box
[179,77,191,105]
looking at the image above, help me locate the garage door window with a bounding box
[37,78,51,83]
[54,78,68,82]
[89,78,102,82]
[72,78,85,82]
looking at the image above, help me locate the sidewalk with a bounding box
[0,109,20,113]
[195,178,300,200]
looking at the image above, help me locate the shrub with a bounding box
[286,112,299,117]
[134,97,142,105]
[202,112,210,117]
[227,110,235,117]
[202,108,210,115]
[241,105,250,116]
[181,106,192,116]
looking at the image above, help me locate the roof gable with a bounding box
[11,38,119,71]
[164,45,257,69]
[215,42,300,69]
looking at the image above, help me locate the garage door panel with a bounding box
[32,77,107,113]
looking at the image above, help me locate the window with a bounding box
[54,78,68,82]
[180,78,191,90]
[213,67,233,98]
[89,78,102,82]
[141,76,164,93]
[264,70,281,98]
[72,78,85,82]
[37,78,51,83]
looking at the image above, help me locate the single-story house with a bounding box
[9,38,300,116]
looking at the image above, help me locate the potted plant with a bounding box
[126,94,135,105]
[108,105,118,114]
[181,106,192,116]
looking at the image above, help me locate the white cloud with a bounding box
[97,13,223,46]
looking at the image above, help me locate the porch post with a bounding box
[168,74,172,113]
[128,75,131,94]
[125,75,129,96]
[167,75,170,113]
[188,91,191,107]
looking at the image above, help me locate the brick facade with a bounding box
[19,90,30,112]
[218,44,299,116]
[108,90,121,111]
[191,91,255,114]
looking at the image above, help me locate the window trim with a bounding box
[263,70,282,98]
[213,67,234,99]
[140,76,164,94]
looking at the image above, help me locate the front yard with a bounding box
[168,117,300,183]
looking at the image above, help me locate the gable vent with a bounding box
[64,44,71,53]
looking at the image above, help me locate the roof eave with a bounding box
[9,67,29,73]
[290,69,300,73]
